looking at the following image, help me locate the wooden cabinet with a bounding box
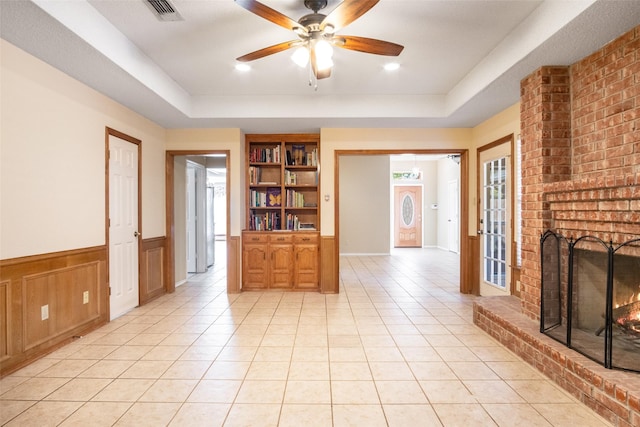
[294,234,319,289]
[242,232,319,290]
[242,233,268,290]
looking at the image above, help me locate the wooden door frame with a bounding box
[105,127,142,316]
[165,150,231,293]
[334,149,472,294]
[476,134,515,296]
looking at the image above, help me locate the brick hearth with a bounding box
[474,297,640,426]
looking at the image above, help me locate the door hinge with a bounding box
[109,286,111,296]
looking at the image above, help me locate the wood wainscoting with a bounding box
[227,236,241,293]
[0,238,168,376]
[0,246,108,376]
[140,237,167,304]
[320,236,338,293]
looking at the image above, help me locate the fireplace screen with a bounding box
[540,231,640,373]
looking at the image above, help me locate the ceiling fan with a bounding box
[235,0,404,80]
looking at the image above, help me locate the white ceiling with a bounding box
[2,0,639,133]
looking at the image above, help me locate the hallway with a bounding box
[0,249,609,426]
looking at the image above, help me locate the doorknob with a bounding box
[477,230,483,235]
[134,231,140,238]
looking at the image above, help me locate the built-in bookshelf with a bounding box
[245,134,320,231]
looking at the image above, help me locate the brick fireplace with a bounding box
[474,26,640,426]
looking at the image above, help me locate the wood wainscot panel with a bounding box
[22,262,101,350]
[227,236,241,293]
[140,237,166,304]
[0,280,10,363]
[467,235,480,295]
[0,246,107,376]
[320,236,338,293]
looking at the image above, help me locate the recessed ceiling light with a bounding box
[235,63,251,72]
[384,62,400,71]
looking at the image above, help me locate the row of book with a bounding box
[286,145,318,167]
[249,212,281,231]
[286,214,316,230]
[284,170,297,185]
[249,145,281,164]
[286,189,305,208]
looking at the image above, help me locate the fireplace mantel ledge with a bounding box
[473,295,640,426]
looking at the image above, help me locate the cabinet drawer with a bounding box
[294,234,318,244]
[269,234,293,244]
[243,233,268,243]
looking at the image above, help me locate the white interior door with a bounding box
[109,135,139,320]
[186,161,207,274]
[479,144,511,296]
[186,163,197,273]
[448,179,459,253]
[195,165,207,273]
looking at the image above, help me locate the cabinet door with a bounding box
[294,244,319,289]
[243,243,268,289]
[270,244,293,288]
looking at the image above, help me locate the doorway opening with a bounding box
[166,151,230,292]
[336,149,470,294]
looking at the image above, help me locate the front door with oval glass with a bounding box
[394,185,422,248]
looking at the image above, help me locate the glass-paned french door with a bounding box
[479,142,511,296]
[483,157,507,287]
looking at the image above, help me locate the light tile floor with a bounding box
[1,248,611,426]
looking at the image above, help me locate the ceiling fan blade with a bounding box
[236,40,300,62]
[321,0,379,32]
[235,0,304,33]
[334,35,404,56]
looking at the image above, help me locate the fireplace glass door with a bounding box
[541,231,640,373]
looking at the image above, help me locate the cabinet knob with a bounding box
[277,237,285,241]
[252,237,259,241]
[302,237,310,241]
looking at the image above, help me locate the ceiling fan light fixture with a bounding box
[384,62,400,71]
[313,39,333,71]
[235,63,251,72]
[291,46,310,67]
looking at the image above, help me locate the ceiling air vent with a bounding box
[145,0,183,21]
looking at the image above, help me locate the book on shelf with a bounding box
[248,166,260,185]
[285,214,316,231]
[266,187,281,207]
[250,189,266,207]
[250,211,281,231]
[285,189,305,207]
[292,144,305,165]
[284,170,297,185]
[250,145,280,163]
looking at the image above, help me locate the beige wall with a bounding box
[0,40,166,259]
[339,155,390,254]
